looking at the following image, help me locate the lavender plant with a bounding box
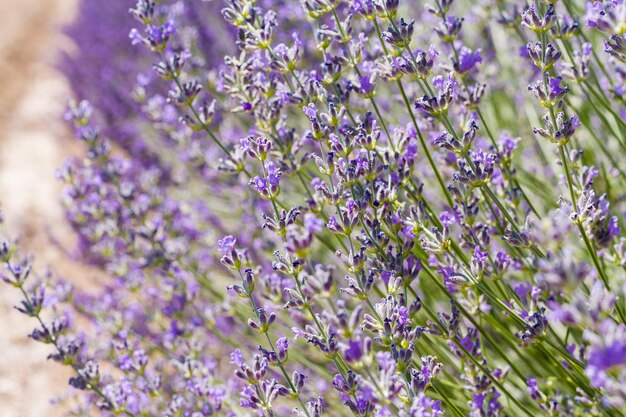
[4,0,626,416]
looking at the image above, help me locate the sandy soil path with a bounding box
[0,1,82,416]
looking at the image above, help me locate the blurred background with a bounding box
[0,0,84,415]
[0,1,230,414]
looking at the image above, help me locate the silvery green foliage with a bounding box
[3,0,626,416]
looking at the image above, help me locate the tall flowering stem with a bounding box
[2,0,626,416]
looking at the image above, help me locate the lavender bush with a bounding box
[3,0,626,415]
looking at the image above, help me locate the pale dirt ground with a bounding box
[0,0,97,416]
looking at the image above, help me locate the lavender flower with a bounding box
[2,0,626,416]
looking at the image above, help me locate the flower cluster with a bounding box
[3,0,626,416]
